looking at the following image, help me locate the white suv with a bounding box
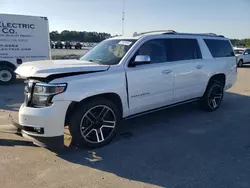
[15,30,237,149]
[234,47,250,67]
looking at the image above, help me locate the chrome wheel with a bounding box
[0,70,12,82]
[80,105,116,143]
[208,84,223,109]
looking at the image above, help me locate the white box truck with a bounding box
[0,13,51,84]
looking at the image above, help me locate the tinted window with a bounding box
[136,39,167,64]
[164,39,202,62]
[244,49,250,55]
[204,39,234,58]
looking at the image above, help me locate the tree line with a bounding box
[50,30,112,43]
[50,30,250,47]
[231,39,250,48]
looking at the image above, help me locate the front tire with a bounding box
[68,98,121,148]
[200,81,224,112]
[0,66,16,85]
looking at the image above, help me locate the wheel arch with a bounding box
[0,61,17,70]
[202,73,226,95]
[206,73,226,89]
[64,92,123,126]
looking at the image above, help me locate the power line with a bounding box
[122,0,125,36]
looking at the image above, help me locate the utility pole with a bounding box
[122,0,125,36]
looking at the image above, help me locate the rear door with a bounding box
[164,38,204,102]
[0,14,50,68]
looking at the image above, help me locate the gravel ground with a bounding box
[0,66,250,188]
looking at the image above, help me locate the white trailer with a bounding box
[0,13,51,84]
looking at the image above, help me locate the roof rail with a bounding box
[200,33,217,36]
[133,30,176,36]
[198,33,224,37]
[133,31,225,38]
[170,32,225,38]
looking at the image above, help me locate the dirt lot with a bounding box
[51,49,90,59]
[51,49,90,56]
[0,67,250,188]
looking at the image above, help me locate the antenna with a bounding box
[122,0,125,36]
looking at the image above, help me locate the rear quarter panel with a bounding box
[197,37,237,92]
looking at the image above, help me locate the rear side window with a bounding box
[204,39,234,58]
[164,39,202,62]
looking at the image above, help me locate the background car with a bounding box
[50,41,55,49]
[55,41,64,49]
[234,47,250,67]
[75,42,82,49]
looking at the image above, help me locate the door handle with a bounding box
[196,65,203,69]
[162,70,172,74]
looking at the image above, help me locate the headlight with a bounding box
[31,83,67,107]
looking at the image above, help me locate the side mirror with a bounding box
[131,55,150,67]
[244,52,249,55]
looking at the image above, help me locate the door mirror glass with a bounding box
[134,55,151,65]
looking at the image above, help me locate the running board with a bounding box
[124,98,200,120]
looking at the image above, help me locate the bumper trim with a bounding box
[11,120,64,150]
[22,131,64,150]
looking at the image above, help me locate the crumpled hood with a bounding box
[15,60,110,78]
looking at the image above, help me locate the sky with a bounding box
[0,0,249,39]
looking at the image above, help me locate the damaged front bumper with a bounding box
[12,120,64,150]
[12,101,71,150]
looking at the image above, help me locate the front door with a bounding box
[244,49,250,63]
[125,39,174,115]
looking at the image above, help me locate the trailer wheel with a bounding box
[0,66,16,85]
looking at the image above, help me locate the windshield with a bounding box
[234,49,244,54]
[80,39,137,65]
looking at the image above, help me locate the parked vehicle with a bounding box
[15,30,237,149]
[55,41,64,49]
[50,41,55,49]
[64,41,72,49]
[0,13,50,84]
[75,42,82,49]
[234,47,250,67]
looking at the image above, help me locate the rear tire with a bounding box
[238,59,243,67]
[200,81,224,112]
[0,66,16,85]
[68,98,121,148]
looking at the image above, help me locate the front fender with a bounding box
[51,70,130,117]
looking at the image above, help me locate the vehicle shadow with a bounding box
[0,138,35,147]
[239,64,250,68]
[56,92,250,187]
